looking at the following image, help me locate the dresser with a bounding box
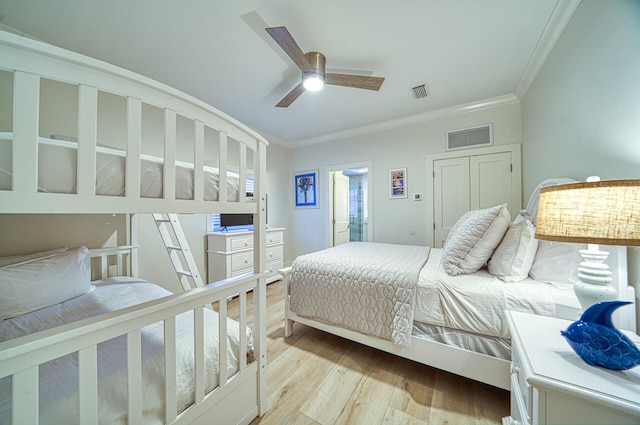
[504,310,640,425]
[207,228,285,284]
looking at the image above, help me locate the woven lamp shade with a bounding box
[535,179,640,246]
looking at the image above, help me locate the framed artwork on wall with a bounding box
[389,167,407,199]
[294,169,319,209]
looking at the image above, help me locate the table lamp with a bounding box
[535,178,640,312]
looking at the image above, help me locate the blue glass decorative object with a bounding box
[561,300,640,370]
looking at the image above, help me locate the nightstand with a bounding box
[504,310,640,425]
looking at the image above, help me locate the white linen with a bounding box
[0,277,250,425]
[487,216,539,282]
[290,242,429,348]
[414,249,581,338]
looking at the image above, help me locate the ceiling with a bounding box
[0,0,569,146]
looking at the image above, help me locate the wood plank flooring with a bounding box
[226,280,509,425]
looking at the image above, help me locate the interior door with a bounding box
[470,152,512,210]
[333,172,350,246]
[433,157,470,247]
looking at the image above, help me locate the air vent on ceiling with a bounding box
[446,124,493,151]
[411,84,430,99]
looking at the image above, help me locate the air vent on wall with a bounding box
[446,124,493,151]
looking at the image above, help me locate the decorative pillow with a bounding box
[488,216,538,282]
[0,246,68,268]
[529,240,584,286]
[442,204,511,276]
[0,246,90,320]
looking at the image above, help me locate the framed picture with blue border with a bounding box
[294,169,319,209]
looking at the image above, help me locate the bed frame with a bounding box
[280,243,636,391]
[0,29,268,424]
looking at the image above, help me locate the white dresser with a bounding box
[505,310,640,425]
[207,228,285,284]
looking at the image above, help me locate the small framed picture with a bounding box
[294,169,319,209]
[389,168,407,199]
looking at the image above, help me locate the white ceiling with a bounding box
[0,0,569,146]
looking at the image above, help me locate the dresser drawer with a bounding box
[266,245,283,262]
[266,231,283,246]
[231,251,253,271]
[510,346,531,424]
[230,235,253,251]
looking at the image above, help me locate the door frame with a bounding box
[326,161,373,247]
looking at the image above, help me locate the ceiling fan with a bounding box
[265,26,385,107]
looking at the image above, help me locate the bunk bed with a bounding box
[280,182,637,391]
[0,29,268,425]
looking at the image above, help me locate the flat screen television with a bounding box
[219,213,253,228]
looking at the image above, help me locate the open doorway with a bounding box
[327,162,372,246]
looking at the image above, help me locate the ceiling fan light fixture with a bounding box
[303,72,324,91]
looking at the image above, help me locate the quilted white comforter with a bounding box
[290,242,429,347]
[0,277,250,425]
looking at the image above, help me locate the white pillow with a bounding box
[488,216,538,282]
[0,246,90,320]
[442,204,511,276]
[529,241,584,286]
[0,246,68,268]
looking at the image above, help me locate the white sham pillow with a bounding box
[0,246,68,268]
[442,204,511,276]
[0,246,90,320]
[529,240,584,287]
[488,216,538,282]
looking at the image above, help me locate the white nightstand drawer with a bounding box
[231,251,253,271]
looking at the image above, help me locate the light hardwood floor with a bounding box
[226,280,509,425]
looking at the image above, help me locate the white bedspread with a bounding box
[290,242,429,347]
[0,277,250,425]
[414,249,581,338]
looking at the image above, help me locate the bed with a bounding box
[0,29,268,424]
[281,185,637,390]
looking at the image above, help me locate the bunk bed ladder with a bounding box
[152,213,204,291]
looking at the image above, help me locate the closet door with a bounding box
[430,145,521,248]
[470,152,512,211]
[433,157,470,247]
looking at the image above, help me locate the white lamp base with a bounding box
[574,248,617,313]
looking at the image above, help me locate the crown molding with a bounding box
[290,94,519,147]
[515,0,581,99]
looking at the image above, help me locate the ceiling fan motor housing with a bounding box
[303,52,326,90]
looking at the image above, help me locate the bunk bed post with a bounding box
[253,138,268,416]
[12,71,40,193]
[128,213,139,277]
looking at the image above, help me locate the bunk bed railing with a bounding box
[0,261,267,425]
[0,29,269,215]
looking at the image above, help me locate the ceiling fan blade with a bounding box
[265,27,313,73]
[276,83,306,107]
[325,73,385,91]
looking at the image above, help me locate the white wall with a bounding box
[288,101,523,260]
[521,0,640,328]
[521,0,640,195]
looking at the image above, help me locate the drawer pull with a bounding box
[510,364,520,375]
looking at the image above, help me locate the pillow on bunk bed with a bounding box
[528,240,584,287]
[0,246,68,268]
[441,204,511,276]
[487,215,538,282]
[0,246,90,320]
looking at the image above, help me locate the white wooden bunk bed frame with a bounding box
[0,29,269,425]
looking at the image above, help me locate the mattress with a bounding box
[414,248,581,338]
[0,134,242,201]
[0,276,252,425]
